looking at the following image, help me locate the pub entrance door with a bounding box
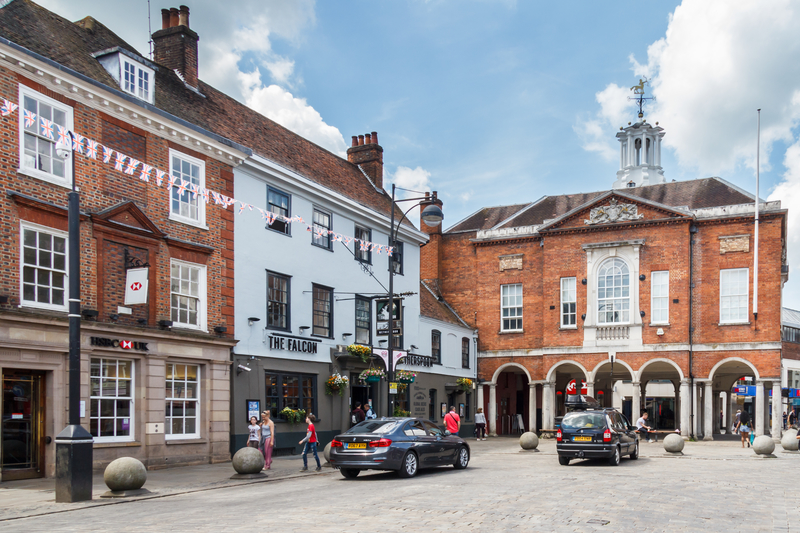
[1,370,45,481]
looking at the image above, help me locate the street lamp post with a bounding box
[385,185,443,417]
[55,132,93,502]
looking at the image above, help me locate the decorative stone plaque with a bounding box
[584,198,644,225]
[719,235,749,254]
[499,254,523,271]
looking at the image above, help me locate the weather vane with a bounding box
[628,77,654,119]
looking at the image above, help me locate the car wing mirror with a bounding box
[444,430,451,436]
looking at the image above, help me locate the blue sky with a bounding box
[35,0,800,306]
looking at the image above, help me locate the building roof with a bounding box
[446,177,758,234]
[0,0,412,227]
[783,308,800,329]
[420,281,470,329]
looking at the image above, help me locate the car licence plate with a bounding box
[345,443,366,449]
[572,436,592,442]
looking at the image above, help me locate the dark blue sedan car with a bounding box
[329,417,470,478]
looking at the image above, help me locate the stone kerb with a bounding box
[231,446,266,479]
[662,433,685,456]
[752,435,777,458]
[780,428,798,453]
[519,432,539,452]
[101,457,150,498]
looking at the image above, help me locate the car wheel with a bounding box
[397,451,418,478]
[608,446,621,466]
[340,468,360,479]
[558,455,570,466]
[453,446,469,469]
[630,441,639,460]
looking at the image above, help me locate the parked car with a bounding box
[556,395,639,466]
[329,417,470,478]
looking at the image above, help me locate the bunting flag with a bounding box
[56,125,70,147]
[332,233,343,242]
[314,226,327,238]
[113,153,127,171]
[261,209,276,225]
[23,109,36,128]
[102,145,114,163]
[1,99,17,116]
[139,164,153,182]
[168,174,179,189]
[72,132,85,154]
[86,139,98,159]
[211,190,225,206]
[237,202,253,215]
[359,240,369,251]
[124,158,140,175]
[343,236,353,246]
[386,246,394,257]
[223,195,236,209]
[374,244,383,255]
[40,117,54,140]
[176,179,189,196]
[199,187,209,204]
[154,169,166,186]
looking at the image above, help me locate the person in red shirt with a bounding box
[444,406,461,436]
[299,414,321,471]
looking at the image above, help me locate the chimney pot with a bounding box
[351,136,358,147]
[358,135,365,146]
[161,9,170,29]
[347,129,384,190]
[365,133,372,144]
[371,131,378,144]
[179,5,190,28]
[169,7,179,27]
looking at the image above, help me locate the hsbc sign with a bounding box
[90,337,149,351]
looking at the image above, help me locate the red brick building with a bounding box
[0,1,249,479]
[423,113,789,440]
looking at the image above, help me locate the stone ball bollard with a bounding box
[780,428,798,452]
[519,431,539,451]
[104,457,147,492]
[323,441,332,463]
[663,433,685,454]
[752,435,776,456]
[232,446,265,475]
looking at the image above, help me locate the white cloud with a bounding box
[576,84,636,161]
[387,166,434,224]
[768,142,800,301]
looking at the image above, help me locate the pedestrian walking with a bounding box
[735,409,751,448]
[474,407,487,440]
[299,414,321,472]
[732,410,741,433]
[351,401,366,426]
[444,406,461,436]
[247,416,261,449]
[789,408,797,429]
[260,410,275,470]
[364,399,377,420]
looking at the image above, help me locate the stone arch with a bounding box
[708,357,760,384]
[589,358,635,383]
[491,362,532,384]
[545,360,589,383]
[636,358,685,382]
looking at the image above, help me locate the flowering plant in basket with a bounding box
[280,407,306,424]
[347,344,372,363]
[359,368,385,382]
[457,377,473,391]
[395,369,417,383]
[325,373,350,396]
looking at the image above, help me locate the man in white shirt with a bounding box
[636,412,657,442]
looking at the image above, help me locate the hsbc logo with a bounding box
[130,282,143,291]
[90,337,149,351]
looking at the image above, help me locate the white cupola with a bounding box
[612,119,666,189]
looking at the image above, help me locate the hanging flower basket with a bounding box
[280,407,306,424]
[325,373,350,397]
[456,377,473,392]
[347,344,372,363]
[395,369,416,384]
[359,368,385,383]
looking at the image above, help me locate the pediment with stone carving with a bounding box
[584,198,644,225]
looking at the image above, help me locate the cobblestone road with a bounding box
[2,439,799,532]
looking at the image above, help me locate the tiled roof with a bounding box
[0,0,411,227]
[420,281,469,328]
[446,178,757,233]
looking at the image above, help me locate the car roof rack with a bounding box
[564,394,602,411]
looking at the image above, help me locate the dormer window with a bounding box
[94,48,157,104]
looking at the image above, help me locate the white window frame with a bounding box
[597,258,631,325]
[19,221,69,312]
[168,149,207,229]
[121,58,154,104]
[90,358,135,443]
[560,277,577,328]
[165,363,201,440]
[500,283,523,332]
[720,268,749,324]
[18,85,74,188]
[170,259,207,331]
[650,271,670,325]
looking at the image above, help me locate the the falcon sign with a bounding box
[90,337,149,351]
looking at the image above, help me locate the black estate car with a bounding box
[329,417,470,478]
[556,395,639,466]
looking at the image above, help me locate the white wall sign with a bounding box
[124,267,149,305]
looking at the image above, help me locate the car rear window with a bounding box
[561,413,607,429]
[345,421,399,434]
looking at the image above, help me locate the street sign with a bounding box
[377,328,402,335]
[124,267,148,305]
[389,382,398,394]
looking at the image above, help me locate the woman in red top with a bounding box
[299,414,321,471]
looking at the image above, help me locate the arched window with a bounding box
[597,258,630,324]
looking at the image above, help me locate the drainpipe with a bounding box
[689,223,698,438]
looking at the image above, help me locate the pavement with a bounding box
[1,437,799,532]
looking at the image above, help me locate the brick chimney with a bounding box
[419,191,444,284]
[347,131,383,189]
[152,5,199,88]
